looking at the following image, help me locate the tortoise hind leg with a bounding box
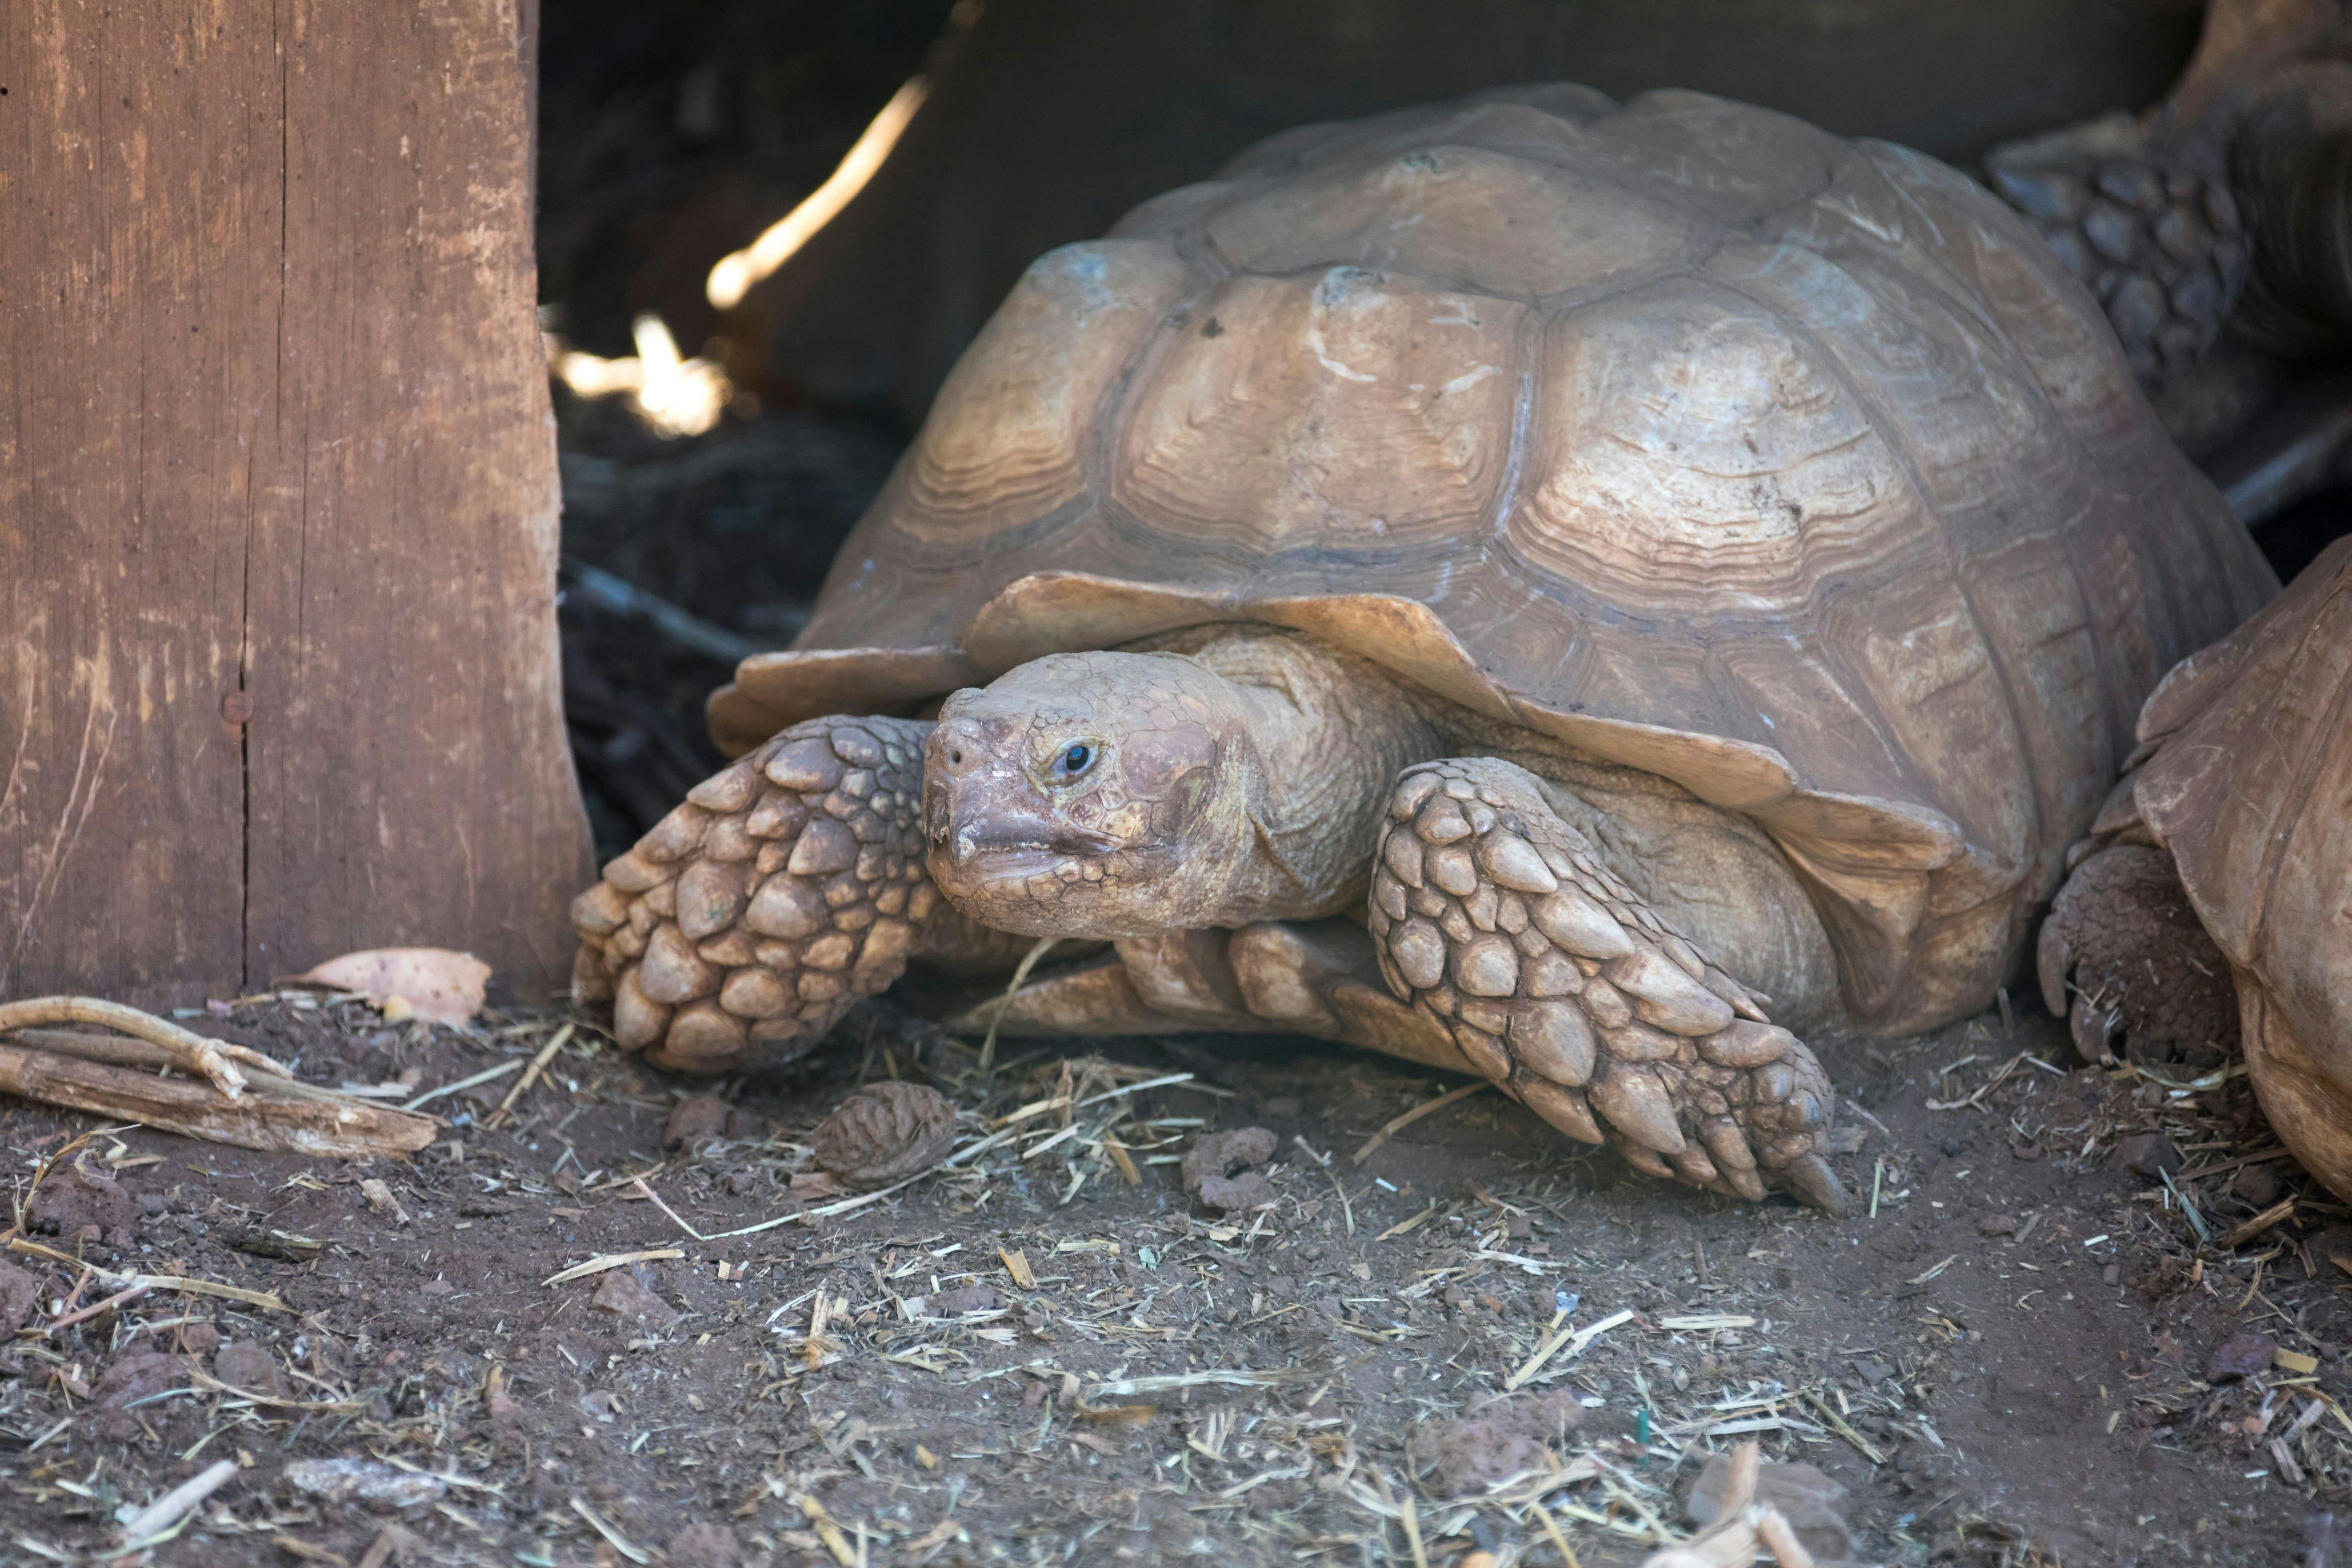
[1366,757,1850,1213]
[570,716,947,1071]
[2037,843,2239,1068]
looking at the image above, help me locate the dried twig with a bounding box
[488,1022,575,1128]
[119,1457,238,1544]
[0,997,289,1097]
[979,937,1058,1071]
[1352,1081,1489,1165]
[543,1249,684,1287]
[0,1042,436,1157]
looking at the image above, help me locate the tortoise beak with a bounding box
[924,718,1114,871]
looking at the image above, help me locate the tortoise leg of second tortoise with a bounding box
[1366,756,1850,1212]
[571,715,986,1072]
[2036,842,2240,1067]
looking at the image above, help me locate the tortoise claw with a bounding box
[1777,1151,1851,1216]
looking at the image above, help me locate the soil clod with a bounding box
[2207,1330,2279,1383]
[29,1164,138,1247]
[1413,1389,1586,1497]
[2119,1130,2183,1178]
[664,1091,731,1149]
[1182,1125,1279,1211]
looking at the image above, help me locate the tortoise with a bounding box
[2039,536,2352,1199]
[571,84,2278,1212]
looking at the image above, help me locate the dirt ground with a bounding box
[0,987,2345,1567]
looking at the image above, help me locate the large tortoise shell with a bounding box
[712,84,2275,1032]
[2121,536,2351,1191]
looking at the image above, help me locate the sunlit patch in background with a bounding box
[705,74,930,311]
[546,312,735,438]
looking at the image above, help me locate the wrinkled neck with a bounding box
[1171,629,1441,923]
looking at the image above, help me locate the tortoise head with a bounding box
[923,652,1265,937]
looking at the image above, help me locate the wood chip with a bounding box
[2222,1198,2296,1250]
[569,1497,649,1564]
[1090,1369,1310,1399]
[119,1457,238,1543]
[1906,1255,1958,1285]
[1076,1404,1157,1425]
[999,1248,1035,1289]
[1505,1307,1634,1391]
[400,1058,523,1111]
[543,1249,684,1287]
[2275,1347,2320,1376]
[6,1240,293,1313]
[1376,1204,1441,1242]
[488,1022,574,1127]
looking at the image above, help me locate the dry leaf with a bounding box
[298,948,489,1025]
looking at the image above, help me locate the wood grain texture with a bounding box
[740,86,2276,1035]
[1,0,590,1004]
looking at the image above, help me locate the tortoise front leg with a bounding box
[1366,757,1851,1213]
[571,716,951,1071]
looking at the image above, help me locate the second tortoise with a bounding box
[573,85,2277,1211]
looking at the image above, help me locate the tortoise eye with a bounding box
[1056,742,1095,778]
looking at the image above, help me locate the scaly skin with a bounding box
[1367,758,1847,1211]
[571,716,941,1071]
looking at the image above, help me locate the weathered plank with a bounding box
[1,0,591,1005]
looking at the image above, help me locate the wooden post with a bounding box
[1,0,592,1003]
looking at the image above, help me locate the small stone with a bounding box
[668,1521,741,1568]
[177,1321,222,1356]
[591,1269,681,1326]
[664,1093,731,1150]
[0,1259,38,1333]
[2206,1331,2277,1384]
[2117,1133,2181,1179]
[213,1341,289,1397]
[932,1284,1001,1316]
[2234,1162,2282,1209]
[1978,1213,2019,1236]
